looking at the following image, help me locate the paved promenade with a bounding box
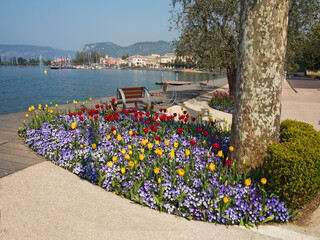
[0,77,319,239]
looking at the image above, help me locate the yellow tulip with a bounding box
[245,178,251,186]
[261,178,267,185]
[155,140,159,145]
[113,130,117,135]
[121,149,126,155]
[107,135,111,140]
[112,156,117,162]
[229,146,234,152]
[125,154,130,160]
[71,122,76,130]
[128,161,134,168]
[128,150,133,156]
[185,149,190,156]
[223,197,229,204]
[178,169,185,177]
[170,149,175,159]
[28,107,32,112]
[158,178,161,184]
[217,150,223,158]
[129,130,133,136]
[55,104,58,108]
[128,145,132,149]
[121,167,126,174]
[50,110,53,114]
[148,143,153,149]
[90,97,92,101]
[209,163,215,171]
[25,114,29,118]
[31,106,35,111]
[139,154,144,161]
[92,143,97,149]
[117,134,122,142]
[141,148,145,153]
[165,140,169,146]
[107,161,113,168]
[80,145,84,149]
[154,168,160,175]
[174,142,179,148]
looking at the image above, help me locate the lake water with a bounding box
[0,67,222,114]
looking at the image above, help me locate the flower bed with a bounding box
[19,100,290,228]
[209,91,235,113]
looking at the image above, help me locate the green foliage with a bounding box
[286,1,320,72]
[263,120,320,209]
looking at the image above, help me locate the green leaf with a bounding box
[263,215,275,223]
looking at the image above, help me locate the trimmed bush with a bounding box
[264,120,320,209]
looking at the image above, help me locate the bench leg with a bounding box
[135,102,138,109]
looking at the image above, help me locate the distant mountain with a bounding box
[0,45,75,60]
[83,41,175,58]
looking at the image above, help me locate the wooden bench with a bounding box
[116,87,151,109]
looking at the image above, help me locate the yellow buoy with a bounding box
[44,69,47,74]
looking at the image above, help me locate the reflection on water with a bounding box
[0,67,224,114]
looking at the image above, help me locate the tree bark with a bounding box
[226,64,237,94]
[230,0,290,170]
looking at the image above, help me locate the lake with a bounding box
[0,67,222,114]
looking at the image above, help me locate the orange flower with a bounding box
[209,163,215,171]
[71,122,76,130]
[178,169,185,177]
[154,168,160,174]
[245,178,251,186]
[92,143,97,150]
[261,178,267,185]
[128,161,134,168]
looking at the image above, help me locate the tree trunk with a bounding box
[226,64,237,94]
[230,0,290,170]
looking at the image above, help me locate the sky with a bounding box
[0,0,178,51]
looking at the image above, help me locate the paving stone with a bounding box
[0,159,28,172]
[0,146,44,161]
[0,169,11,178]
[0,140,8,145]
[2,141,31,151]
[0,152,41,166]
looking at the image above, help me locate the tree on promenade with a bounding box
[170,0,239,93]
[230,0,290,169]
[285,0,320,72]
[170,0,319,93]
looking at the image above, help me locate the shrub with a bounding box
[264,120,320,209]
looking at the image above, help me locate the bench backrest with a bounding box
[117,87,145,99]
